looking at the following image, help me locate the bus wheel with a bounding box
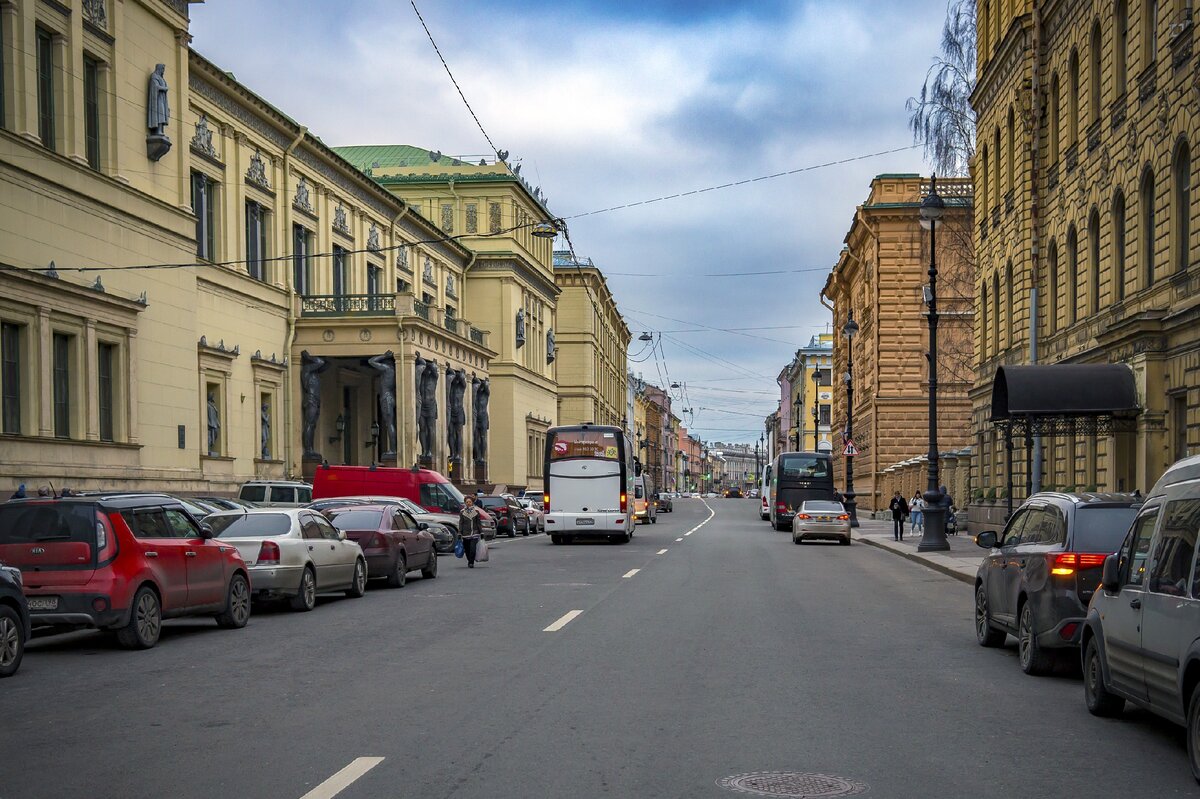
[550,534,563,545]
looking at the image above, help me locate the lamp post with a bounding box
[811,369,822,451]
[917,175,950,552]
[793,393,803,452]
[842,313,860,528]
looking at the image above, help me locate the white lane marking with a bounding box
[656,548,668,555]
[675,537,683,542]
[681,500,717,537]
[544,610,584,632]
[622,569,640,578]
[300,757,385,799]
[684,531,693,536]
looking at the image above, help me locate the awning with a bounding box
[990,364,1140,421]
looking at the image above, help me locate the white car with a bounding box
[206,509,367,612]
[518,498,545,533]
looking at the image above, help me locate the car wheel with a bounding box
[650,515,657,524]
[387,554,408,588]
[1188,686,1200,784]
[793,535,802,545]
[974,586,1006,647]
[841,536,852,546]
[0,605,26,678]
[346,559,368,598]
[116,586,162,650]
[521,520,530,537]
[507,526,516,538]
[421,550,438,579]
[289,567,317,612]
[1084,637,1125,717]
[1017,601,1055,675]
[215,573,251,629]
[551,534,563,545]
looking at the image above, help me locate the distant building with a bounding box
[777,334,835,454]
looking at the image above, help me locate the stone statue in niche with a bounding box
[368,351,398,458]
[300,350,329,459]
[447,366,467,461]
[146,64,172,161]
[515,308,526,348]
[414,352,439,460]
[206,391,221,456]
[472,374,490,464]
[546,328,556,364]
[260,402,271,460]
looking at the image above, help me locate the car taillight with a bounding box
[543,493,550,513]
[837,514,850,520]
[96,512,119,560]
[1050,552,1108,575]
[776,502,788,512]
[796,514,812,520]
[620,493,627,513]
[257,540,281,565]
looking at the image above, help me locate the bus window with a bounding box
[779,454,830,479]
[550,429,621,461]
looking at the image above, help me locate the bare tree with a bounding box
[906,0,977,177]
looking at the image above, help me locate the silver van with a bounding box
[238,480,312,508]
[1082,454,1200,782]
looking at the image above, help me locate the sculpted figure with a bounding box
[515,308,526,348]
[447,366,467,460]
[206,391,221,456]
[301,350,329,459]
[260,402,271,460]
[368,351,398,457]
[414,352,439,459]
[147,64,170,136]
[472,374,490,463]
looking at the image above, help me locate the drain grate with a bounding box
[716,772,868,798]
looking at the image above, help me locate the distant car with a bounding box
[325,505,437,587]
[655,494,673,513]
[238,480,313,508]
[477,496,530,538]
[307,495,474,547]
[705,492,718,498]
[748,488,760,499]
[518,498,545,533]
[207,509,367,612]
[192,496,260,511]
[974,492,1140,675]
[0,562,30,678]
[0,494,251,649]
[724,488,743,499]
[792,500,851,545]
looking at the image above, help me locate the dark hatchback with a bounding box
[0,563,30,677]
[974,492,1140,675]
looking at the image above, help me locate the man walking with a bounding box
[889,490,910,542]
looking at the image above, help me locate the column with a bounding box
[84,319,98,440]
[36,306,52,437]
[126,328,139,444]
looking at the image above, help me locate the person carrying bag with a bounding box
[458,495,484,568]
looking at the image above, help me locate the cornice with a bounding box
[472,255,560,301]
[971,13,1033,115]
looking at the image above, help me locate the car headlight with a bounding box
[1,565,22,587]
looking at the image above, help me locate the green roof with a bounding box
[874,172,921,179]
[332,145,477,171]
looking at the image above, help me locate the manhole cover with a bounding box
[716,772,868,798]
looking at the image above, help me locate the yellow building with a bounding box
[972,0,1198,500]
[333,146,559,491]
[778,333,835,454]
[552,251,629,429]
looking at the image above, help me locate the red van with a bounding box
[311,465,466,514]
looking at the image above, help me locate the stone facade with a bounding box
[777,333,835,453]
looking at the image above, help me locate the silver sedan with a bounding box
[206,509,367,611]
[791,500,852,546]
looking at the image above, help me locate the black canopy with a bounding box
[990,364,1139,421]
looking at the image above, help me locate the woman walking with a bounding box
[910,492,925,535]
[458,495,485,568]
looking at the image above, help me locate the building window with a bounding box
[1116,0,1129,95]
[1174,139,1191,274]
[1,323,21,434]
[52,333,72,438]
[367,264,381,295]
[1005,260,1014,345]
[1068,49,1080,146]
[192,171,216,260]
[1142,167,1156,288]
[1145,0,1158,66]
[332,246,347,296]
[1006,107,1015,192]
[396,277,411,294]
[993,127,1001,204]
[1047,239,1059,331]
[1067,226,1079,324]
[1173,393,1189,460]
[245,201,268,281]
[1089,209,1101,313]
[819,405,831,427]
[98,342,115,442]
[980,145,989,212]
[36,28,55,150]
[1113,192,1127,301]
[293,224,312,295]
[1089,21,1102,127]
[83,56,102,170]
[991,272,1000,349]
[1049,74,1060,163]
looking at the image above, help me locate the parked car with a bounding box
[325,505,437,587]
[792,500,851,545]
[0,494,251,649]
[311,464,464,514]
[308,496,462,551]
[477,496,530,538]
[238,480,312,508]
[974,491,1140,675]
[518,498,545,533]
[1082,455,1200,781]
[191,496,260,511]
[206,509,366,612]
[724,488,743,499]
[655,494,674,513]
[748,488,760,499]
[0,562,30,678]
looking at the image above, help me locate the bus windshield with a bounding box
[779,454,830,480]
[550,429,621,461]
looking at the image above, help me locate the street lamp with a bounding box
[917,175,950,553]
[842,312,860,528]
[793,392,803,452]
[811,369,822,450]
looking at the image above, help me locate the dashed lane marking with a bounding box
[676,537,684,542]
[300,757,384,799]
[622,569,640,578]
[656,549,668,555]
[543,610,585,632]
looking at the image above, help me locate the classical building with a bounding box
[334,146,558,491]
[821,174,975,512]
[776,333,835,453]
[551,251,630,430]
[972,0,1198,501]
[710,442,758,490]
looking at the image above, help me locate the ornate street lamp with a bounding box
[811,369,822,450]
[917,175,950,552]
[793,392,803,452]
[842,312,860,528]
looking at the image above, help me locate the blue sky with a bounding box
[190,0,950,444]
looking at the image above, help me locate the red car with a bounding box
[0,494,251,649]
[325,504,437,587]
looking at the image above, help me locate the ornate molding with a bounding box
[245,148,271,191]
[190,113,218,159]
[82,0,107,30]
[188,74,292,151]
[333,203,351,237]
[293,149,398,222]
[293,176,314,215]
[367,223,381,252]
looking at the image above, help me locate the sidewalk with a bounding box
[854,518,980,584]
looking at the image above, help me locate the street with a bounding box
[2,498,1195,798]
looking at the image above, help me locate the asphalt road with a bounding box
[2,498,1196,798]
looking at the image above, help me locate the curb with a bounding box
[857,536,975,585]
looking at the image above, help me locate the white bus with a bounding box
[543,424,635,544]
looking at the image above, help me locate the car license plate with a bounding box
[28,597,59,611]
[818,516,829,522]
[576,518,595,525]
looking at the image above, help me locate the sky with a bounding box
[190,0,950,445]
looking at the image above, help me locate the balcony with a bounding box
[1170,24,1193,71]
[470,326,485,345]
[444,316,459,334]
[413,300,430,321]
[300,294,395,317]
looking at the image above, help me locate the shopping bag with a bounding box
[476,537,489,563]
[454,539,464,558]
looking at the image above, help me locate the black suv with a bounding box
[476,496,529,538]
[0,563,30,678]
[974,492,1140,674]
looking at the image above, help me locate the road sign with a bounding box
[843,440,859,457]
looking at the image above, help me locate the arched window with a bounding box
[992,272,1001,351]
[1007,107,1016,194]
[1050,74,1061,163]
[1067,225,1079,323]
[982,0,991,55]
[1141,167,1156,287]
[1144,0,1158,67]
[993,127,1002,206]
[1048,239,1059,331]
[1005,260,1014,346]
[1113,191,1127,301]
[1174,139,1191,274]
[1068,49,1080,147]
[1090,21,1102,127]
[1115,0,1129,96]
[980,144,989,213]
[1089,208,1101,313]
[980,280,990,359]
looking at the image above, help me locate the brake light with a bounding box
[543,493,550,513]
[257,540,281,565]
[796,514,812,520]
[776,502,788,513]
[1050,552,1108,576]
[620,493,627,513]
[96,512,119,561]
[368,534,386,549]
[837,514,850,520]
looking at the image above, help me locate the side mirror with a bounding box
[198,524,216,540]
[975,531,997,549]
[418,521,429,530]
[338,529,348,541]
[1101,553,1121,592]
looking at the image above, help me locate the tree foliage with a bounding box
[906,0,977,177]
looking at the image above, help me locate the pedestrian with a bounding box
[889,490,910,542]
[910,492,924,534]
[458,494,485,568]
[10,483,26,500]
[36,487,50,497]
[832,488,844,505]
